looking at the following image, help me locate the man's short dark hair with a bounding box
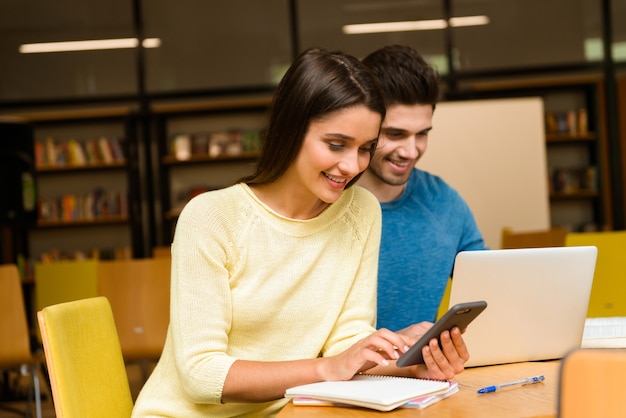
[362,44,440,110]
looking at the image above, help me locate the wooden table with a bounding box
[278,361,560,417]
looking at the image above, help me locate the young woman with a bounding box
[132,48,468,418]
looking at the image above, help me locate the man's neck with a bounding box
[358,173,406,203]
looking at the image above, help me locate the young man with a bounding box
[359,45,487,331]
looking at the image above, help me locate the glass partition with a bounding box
[141,0,292,93]
[451,0,603,72]
[296,0,449,74]
[0,0,137,101]
[611,0,626,62]
[0,0,620,102]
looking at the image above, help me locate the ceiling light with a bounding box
[449,15,490,27]
[344,20,446,34]
[342,15,489,35]
[19,38,161,54]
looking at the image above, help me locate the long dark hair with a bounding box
[240,48,385,188]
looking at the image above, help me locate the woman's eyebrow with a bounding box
[323,132,354,140]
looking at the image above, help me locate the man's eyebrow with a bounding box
[380,126,406,133]
[382,126,433,134]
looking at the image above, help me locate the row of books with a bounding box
[36,246,133,262]
[35,136,126,168]
[545,109,588,136]
[557,222,599,233]
[551,166,598,194]
[170,129,262,160]
[38,188,128,222]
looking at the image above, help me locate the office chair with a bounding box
[37,296,133,418]
[558,348,626,418]
[565,230,626,317]
[0,264,43,418]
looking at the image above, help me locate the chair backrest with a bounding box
[501,226,568,249]
[0,264,33,366]
[38,296,134,418]
[35,259,99,312]
[558,348,626,418]
[565,230,626,317]
[152,246,171,258]
[97,258,171,361]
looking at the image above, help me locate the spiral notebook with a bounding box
[291,380,459,410]
[284,374,451,412]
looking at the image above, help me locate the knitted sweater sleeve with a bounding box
[322,187,382,357]
[168,190,242,403]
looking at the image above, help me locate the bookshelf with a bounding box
[151,93,272,244]
[458,75,612,232]
[7,106,145,262]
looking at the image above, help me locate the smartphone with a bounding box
[396,300,487,367]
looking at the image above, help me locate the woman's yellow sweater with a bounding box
[132,183,382,417]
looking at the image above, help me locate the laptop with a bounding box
[448,246,597,367]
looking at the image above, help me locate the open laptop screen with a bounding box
[448,246,597,367]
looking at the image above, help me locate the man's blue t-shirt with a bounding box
[376,168,486,331]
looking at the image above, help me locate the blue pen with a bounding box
[477,375,545,394]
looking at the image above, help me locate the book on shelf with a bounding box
[172,133,192,160]
[61,194,78,221]
[34,140,45,167]
[67,139,87,165]
[192,132,210,155]
[44,137,57,166]
[107,137,125,162]
[98,136,114,163]
[284,374,452,412]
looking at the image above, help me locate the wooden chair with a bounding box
[500,226,568,249]
[565,230,626,317]
[0,264,43,418]
[152,246,171,258]
[97,258,171,380]
[37,296,133,418]
[558,348,626,418]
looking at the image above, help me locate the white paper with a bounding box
[581,317,626,348]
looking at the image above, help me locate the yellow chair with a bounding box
[34,260,99,316]
[0,264,43,418]
[565,230,626,317]
[501,226,568,249]
[37,296,133,418]
[558,348,626,418]
[97,258,171,380]
[436,278,452,320]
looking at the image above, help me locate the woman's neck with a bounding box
[248,183,330,220]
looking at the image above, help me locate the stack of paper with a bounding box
[291,381,459,410]
[581,317,626,348]
[285,374,453,412]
